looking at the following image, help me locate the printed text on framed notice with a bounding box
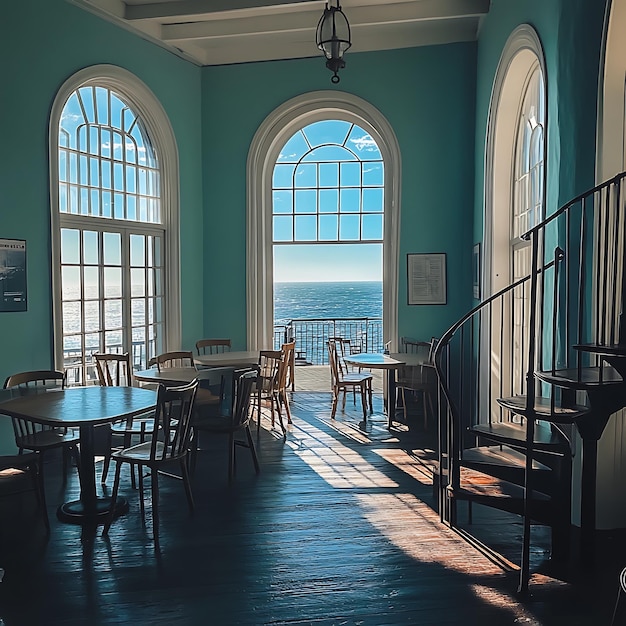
[0,239,27,312]
[407,253,447,305]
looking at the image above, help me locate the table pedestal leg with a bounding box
[57,424,128,525]
[387,369,397,429]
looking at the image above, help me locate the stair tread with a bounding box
[535,366,623,390]
[498,395,588,423]
[461,445,551,471]
[470,421,570,452]
[449,471,551,501]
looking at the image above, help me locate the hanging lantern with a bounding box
[316,1,352,84]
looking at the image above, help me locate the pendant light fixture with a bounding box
[316,1,352,84]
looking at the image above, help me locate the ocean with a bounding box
[274,281,383,324]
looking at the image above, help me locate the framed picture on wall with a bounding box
[473,243,481,300]
[0,239,27,312]
[407,253,447,305]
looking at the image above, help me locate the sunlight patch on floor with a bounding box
[355,492,505,576]
[372,448,435,486]
[290,420,398,488]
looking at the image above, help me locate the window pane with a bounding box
[319,215,339,240]
[132,298,146,326]
[62,267,80,301]
[104,267,122,298]
[340,189,360,213]
[319,162,339,188]
[295,163,317,188]
[294,215,317,241]
[362,214,384,240]
[319,189,339,213]
[63,301,81,334]
[130,234,145,266]
[131,268,145,297]
[339,215,360,240]
[104,299,122,329]
[61,229,80,264]
[362,162,383,186]
[294,190,316,214]
[83,266,99,300]
[84,300,100,333]
[363,188,383,213]
[103,232,121,265]
[273,216,293,242]
[273,191,293,214]
[340,162,361,186]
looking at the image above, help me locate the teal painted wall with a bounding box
[0,0,203,451]
[473,0,607,245]
[201,44,477,347]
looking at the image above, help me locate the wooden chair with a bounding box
[152,351,195,370]
[396,338,437,427]
[0,451,49,532]
[190,370,259,482]
[2,370,80,484]
[0,388,50,533]
[195,339,231,356]
[102,380,198,549]
[256,350,287,435]
[93,352,155,485]
[327,339,373,422]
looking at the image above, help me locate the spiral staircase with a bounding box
[433,172,626,593]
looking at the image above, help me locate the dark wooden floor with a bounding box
[0,392,624,625]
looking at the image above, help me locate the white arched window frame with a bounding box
[49,65,181,381]
[247,91,401,351]
[484,25,547,298]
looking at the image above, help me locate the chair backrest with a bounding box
[279,341,295,390]
[151,380,198,462]
[154,351,195,370]
[231,370,258,430]
[3,371,67,439]
[327,339,342,386]
[3,370,66,393]
[401,337,432,361]
[258,350,282,394]
[194,366,237,415]
[195,338,231,356]
[94,352,131,387]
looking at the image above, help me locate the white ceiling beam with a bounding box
[197,17,478,65]
[125,0,324,21]
[161,0,488,42]
[127,0,488,24]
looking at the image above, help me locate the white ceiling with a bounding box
[70,0,490,66]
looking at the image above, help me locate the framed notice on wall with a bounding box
[0,239,27,312]
[407,253,447,305]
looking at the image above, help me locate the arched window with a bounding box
[247,92,400,351]
[483,26,546,403]
[273,120,383,244]
[50,66,180,384]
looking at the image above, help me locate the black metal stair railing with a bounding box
[433,171,626,591]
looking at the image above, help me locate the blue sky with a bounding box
[274,243,382,282]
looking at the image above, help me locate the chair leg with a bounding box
[180,459,195,513]
[330,388,339,418]
[139,463,146,521]
[256,390,262,434]
[151,468,160,549]
[101,452,111,485]
[401,388,408,421]
[281,390,293,425]
[360,383,368,421]
[32,456,49,534]
[245,426,261,474]
[228,433,236,482]
[102,461,122,537]
[274,393,286,435]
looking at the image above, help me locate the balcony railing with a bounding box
[274,318,383,365]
